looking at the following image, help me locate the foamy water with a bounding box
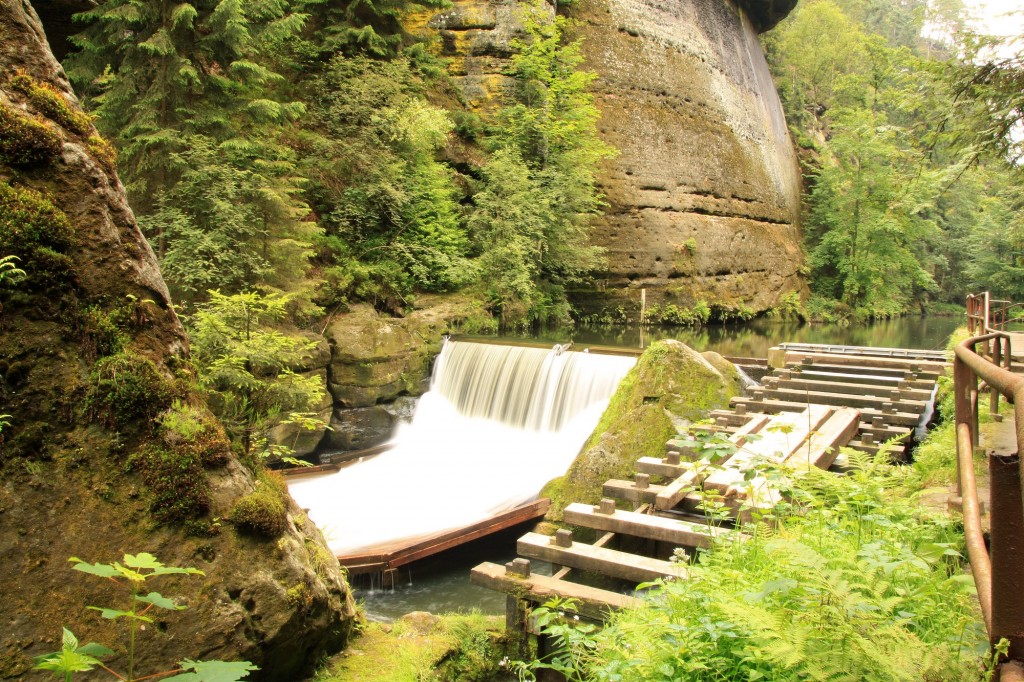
[287,341,635,556]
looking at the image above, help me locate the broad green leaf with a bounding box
[136,591,185,610]
[164,659,259,682]
[69,558,120,578]
[88,606,152,622]
[123,552,164,569]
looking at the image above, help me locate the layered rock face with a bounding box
[412,0,805,318]
[0,3,355,678]
[571,0,805,316]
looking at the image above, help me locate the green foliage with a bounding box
[66,0,315,307]
[765,0,1023,313]
[187,290,324,457]
[34,553,256,682]
[643,301,711,327]
[518,451,986,681]
[765,291,805,321]
[0,184,75,292]
[86,352,176,430]
[0,102,63,167]
[469,2,614,327]
[9,72,93,136]
[304,56,472,313]
[140,135,319,302]
[230,470,289,538]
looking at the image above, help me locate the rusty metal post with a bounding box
[994,338,1004,418]
[990,454,1024,658]
[954,355,972,497]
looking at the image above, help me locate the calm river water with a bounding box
[354,315,962,621]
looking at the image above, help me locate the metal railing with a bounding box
[955,294,1024,672]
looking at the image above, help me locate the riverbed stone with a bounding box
[543,339,736,520]
[322,396,418,453]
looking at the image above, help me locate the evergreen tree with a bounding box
[65,0,315,305]
[470,1,614,326]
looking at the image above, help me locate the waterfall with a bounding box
[287,340,636,556]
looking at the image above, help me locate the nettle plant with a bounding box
[34,553,256,682]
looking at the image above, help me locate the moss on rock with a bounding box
[132,444,211,524]
[0,184,75,291]
[86,352,177,430]
[231,471,290,538]
[9,71,93,136]
[0,101,62,166]
[545,339,737,520]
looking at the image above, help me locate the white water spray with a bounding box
[287,340,636,556]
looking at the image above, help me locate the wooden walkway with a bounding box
[472,344,948,625]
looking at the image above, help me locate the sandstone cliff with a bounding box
[0,2,355,678]
[411,0,806,319]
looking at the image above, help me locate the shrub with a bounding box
[0,184,76,291]
[230,471,289,538]
[10,72,93,136]
[86,352,175,429]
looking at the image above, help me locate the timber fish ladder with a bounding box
[472,343,948,637]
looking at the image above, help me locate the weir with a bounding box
[287,339,636,567]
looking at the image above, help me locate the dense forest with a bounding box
[62,0,610,330]
[764,0,1024,320]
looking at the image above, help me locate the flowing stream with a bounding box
[287,340,636,557]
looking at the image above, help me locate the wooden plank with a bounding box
[783,407,860,469]
[564,502,726,548]
[664,414,770,461]
[470,562,640,620]
[780,351,946,373]
[517,532,688,583]
[776,342,947,360]
[604,479,663,505]
[786,361,928,378]
[281,462,340,477]
[700,406,833,496]
[790,369,934,390]
[338,499,550,572]
[730,397,922,426]
[758,387,927,412]
[655,414,774,509]
[767,376,933,401]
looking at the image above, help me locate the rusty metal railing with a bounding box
[955,296,1024,671]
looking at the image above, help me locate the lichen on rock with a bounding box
[543,339,737,519]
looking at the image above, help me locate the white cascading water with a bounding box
[287,340,636,556]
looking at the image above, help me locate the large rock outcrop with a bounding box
[0,3,355,679]
[542,339,737,519]
[410,0,805,319]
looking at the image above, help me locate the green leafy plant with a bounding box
[34,553,257,682]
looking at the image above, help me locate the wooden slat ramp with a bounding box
[472,343,948,626]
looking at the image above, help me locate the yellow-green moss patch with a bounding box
[0,184,75,291]
[10,72,93,136]
[0,102,62,166]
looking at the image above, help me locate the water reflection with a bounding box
[496,316,963,358]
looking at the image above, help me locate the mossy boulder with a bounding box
[324,294,490,408]
[543,339,737,520]
[0,5,357,679]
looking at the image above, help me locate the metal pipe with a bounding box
[958,422,993,633]
[991,453,1024,658]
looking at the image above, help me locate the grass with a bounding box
[314,612,509,682]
